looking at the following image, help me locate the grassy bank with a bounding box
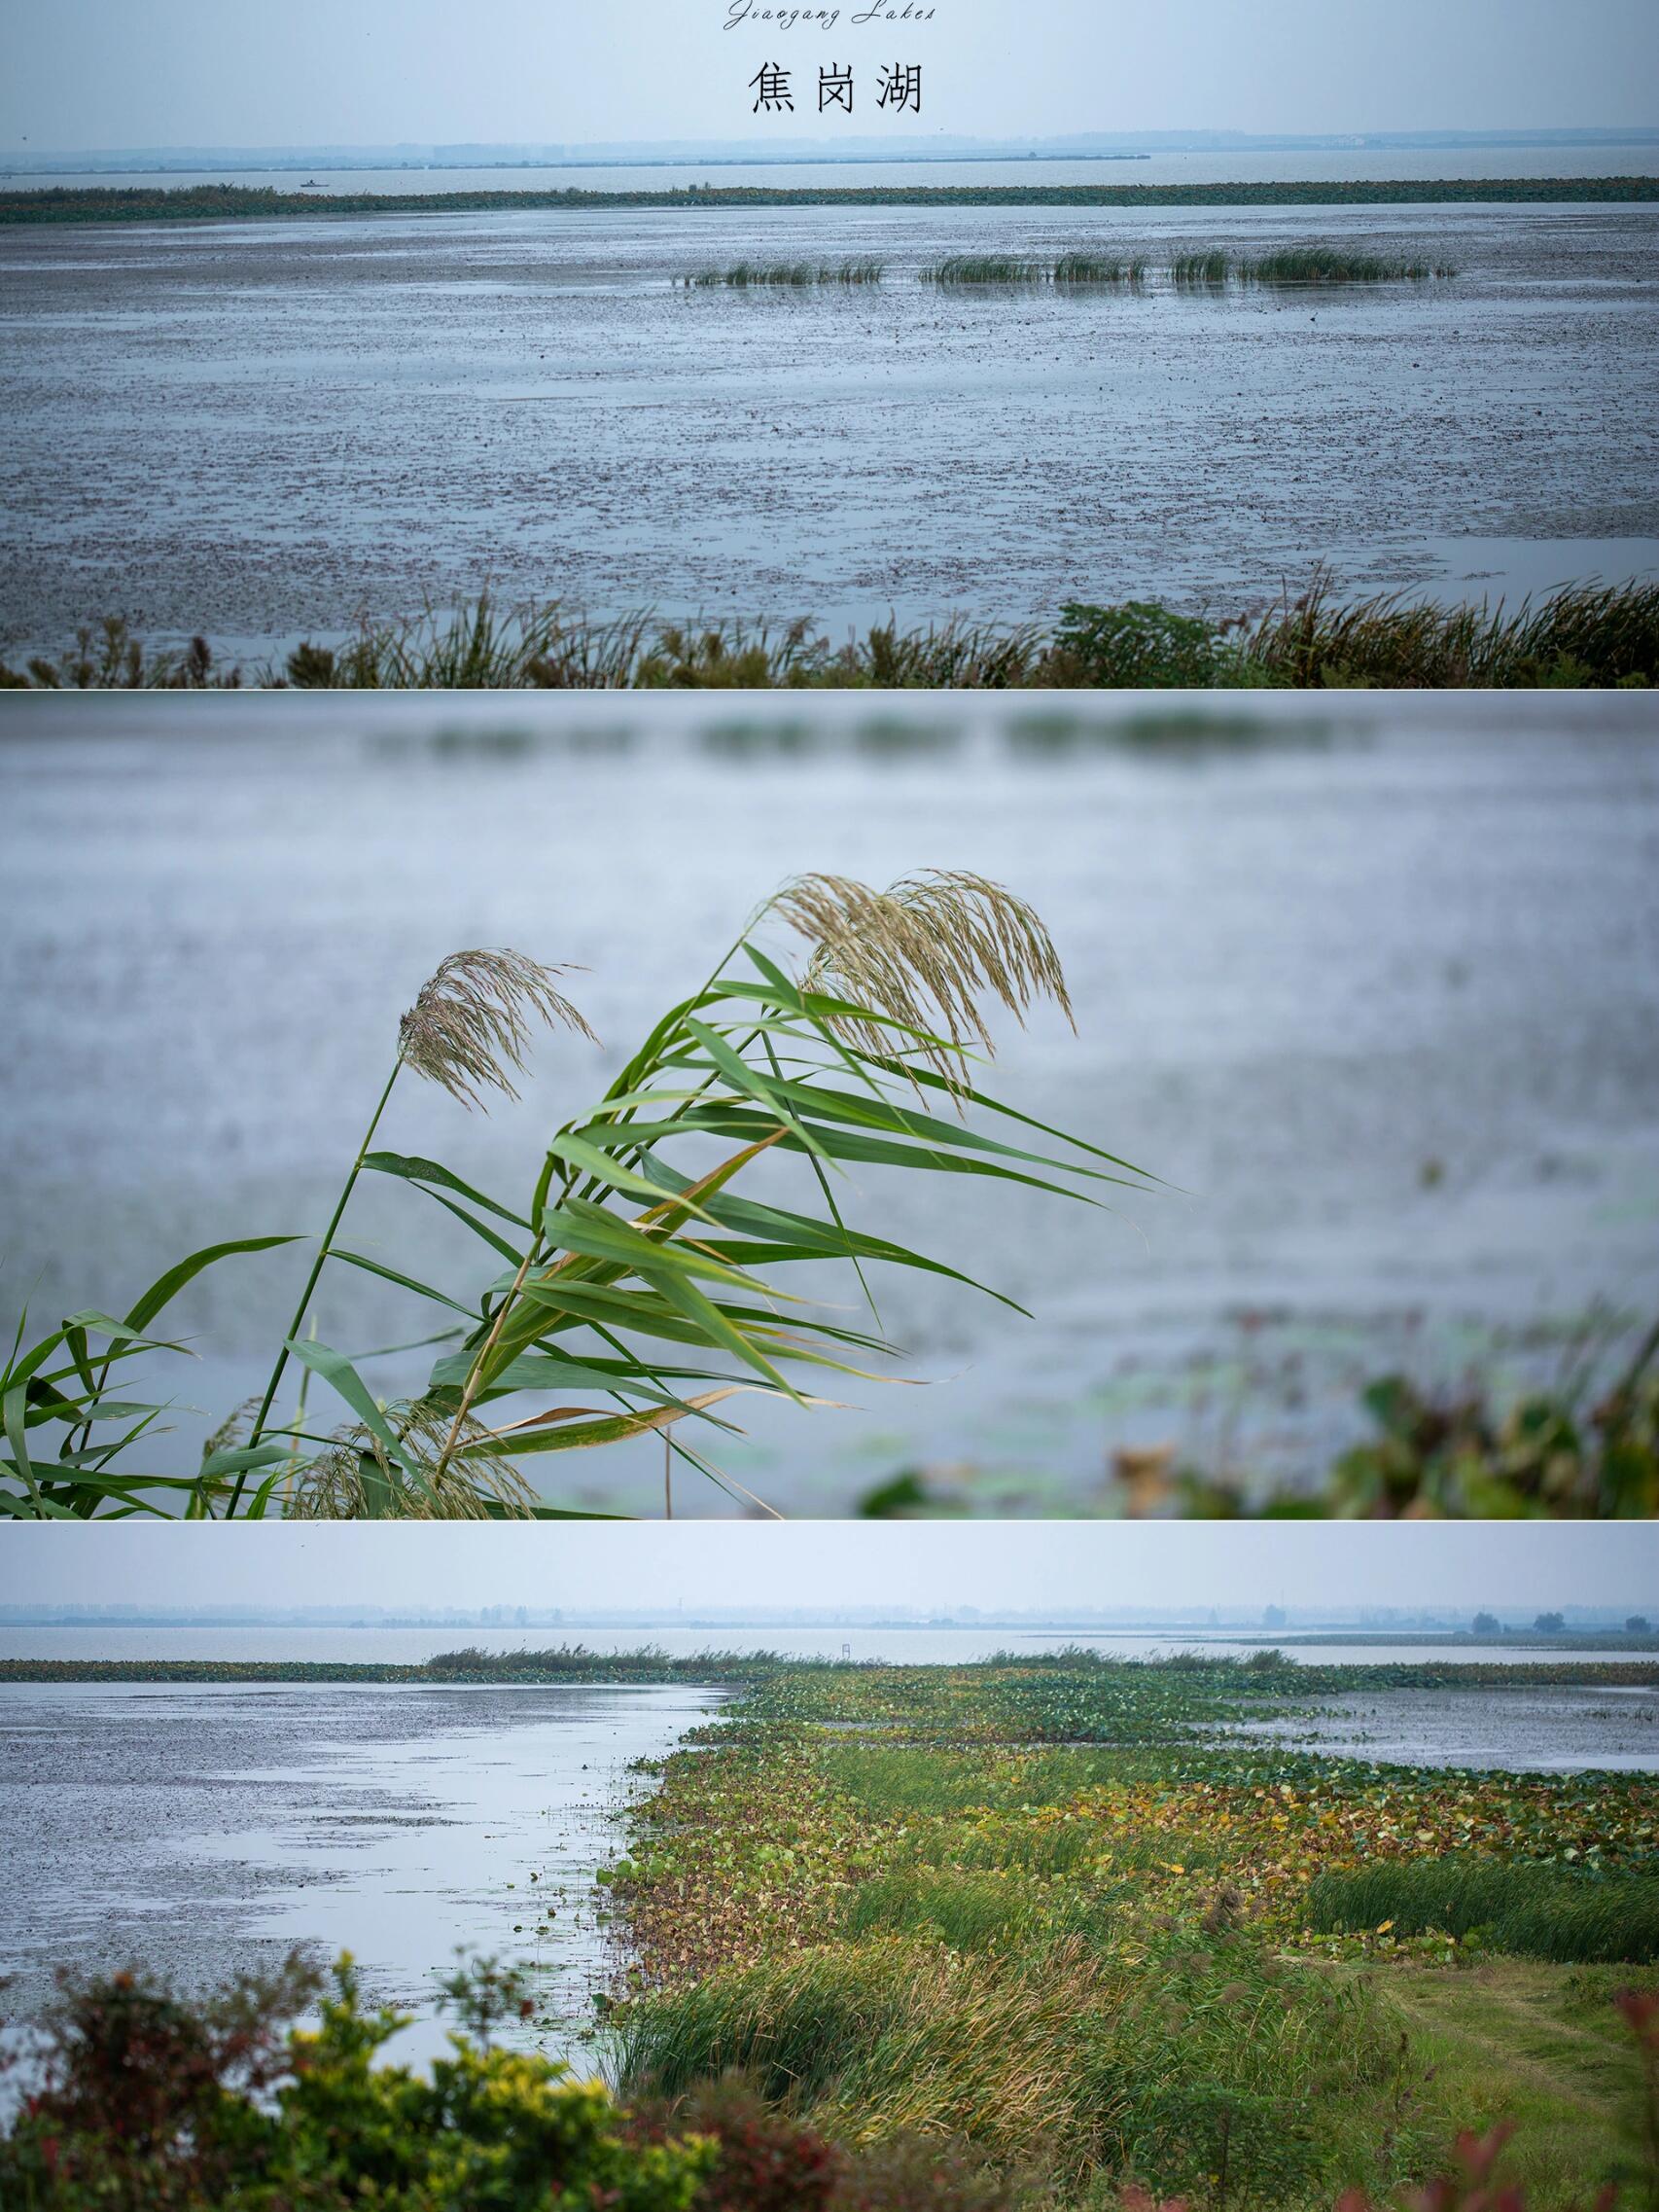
[4,177,1657,225]
[6,576,1659,691]
[605,1657,1659,2208]
[14,1946,1650,2212]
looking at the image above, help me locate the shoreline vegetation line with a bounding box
[3,176,1658,225]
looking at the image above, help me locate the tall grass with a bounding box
[8,575,1656,691]
[616,1931,1401,2197]
[920,255,1045,285]
[1241,570,1659,688]
[1051,252,1148,286]
[684,259,884,288]
[1170,250,1231,286]
[1240,247,1456,284]
[1307,1862,1659,1963]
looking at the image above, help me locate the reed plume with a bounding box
[288,1400,537,1520]
[399,949,595,1109]
[236,948,597,1498]
[765,870,1074,1081]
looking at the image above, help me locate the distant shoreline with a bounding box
[5,150,1161,178]
[4,175,1657,226]
[3,1657,1657,1685]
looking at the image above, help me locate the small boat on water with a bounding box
[300,177,321,188]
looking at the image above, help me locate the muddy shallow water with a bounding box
[0,1681,722,2070]
[2,690,1656,1514]
[1223,1681,1659,1770]
[2,199,1656,652]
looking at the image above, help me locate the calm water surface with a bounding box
[0,1680,721,2071]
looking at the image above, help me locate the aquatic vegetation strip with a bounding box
[920,254,1047,283]
[7,575,1658,690]
[683,258,885,287]
[4,177,1656,224]
[1238,247,1456,282]
[605,1657,1659,2208]
[918,253,1153,284]
[1170,248,1455,285]
[1170,249,1231,286]
[689,247,1446,288]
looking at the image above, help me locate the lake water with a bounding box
[2,193,1656,652]
[13,144,1659,195]
[1225,1681,1659,1771]
[0,1679,721,2073]
[2,691,1655,1514]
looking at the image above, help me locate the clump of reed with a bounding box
[1240,246,1455,284]
[6,870,1118,1521]
[683,258,884,288]
[1241,568,1659,689]
[1051,251,1147,286]
[920,254,1045,285]
[1169,249,1231,286]
[1307,1861,1659,1964]
[852,615,1049,687]
[0,615,242,691]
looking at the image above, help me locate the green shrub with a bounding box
[1324,1338,1659,1519]
[1,1955,714,2212]
[1047,601,1245,687]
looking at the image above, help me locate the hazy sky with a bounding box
[4,0,1656,155]
[5,1522,1655,1612]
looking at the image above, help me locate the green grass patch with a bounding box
[683,258,885,287]
[607,1659,1659,2205]
[1240,246,1456,283]
[1380,1962,1655,2206]
[920,254,1045,284]
[1051,251,1148,285]
[1308,1861,1659,1963]
[617,1931,1413,2200]
[1170,249,1231,285]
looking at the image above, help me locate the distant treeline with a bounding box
[3,176,1657,224]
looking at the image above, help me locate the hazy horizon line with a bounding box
[10,123,1659,169]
